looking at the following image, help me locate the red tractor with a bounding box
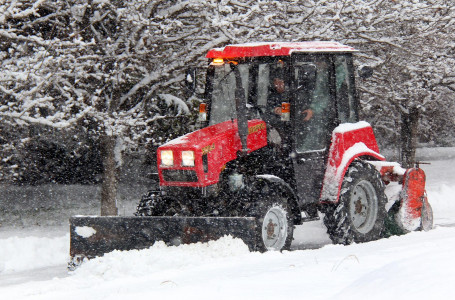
[70,42,433,263]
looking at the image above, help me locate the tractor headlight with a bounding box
[160,150,174,166]
[181,151,195,167]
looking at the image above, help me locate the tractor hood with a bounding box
[157,119,267,187]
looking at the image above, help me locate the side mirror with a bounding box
[185,68,196,94]
[358,66,374,79]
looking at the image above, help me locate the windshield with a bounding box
[208,64,248,125]
[207,60,286,126]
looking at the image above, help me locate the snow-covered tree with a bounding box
[0,0,195,214]
[1,0,454,213]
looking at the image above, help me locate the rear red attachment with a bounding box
[397,167,429,231]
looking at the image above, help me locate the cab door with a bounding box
[291,54,337,208]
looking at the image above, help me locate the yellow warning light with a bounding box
[212,58,224,65]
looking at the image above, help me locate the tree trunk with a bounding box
[400,106,420,169]
[100,134,119,216]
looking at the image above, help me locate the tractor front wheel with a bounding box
[248,180,294,252]
[135,191,190,216]
[259,204,293,251]
[324,161,387,245]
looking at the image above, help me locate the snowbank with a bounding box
[427,184,455,225]
[73,236,250,280]
[3,228,455,300]
[0,234,69,274]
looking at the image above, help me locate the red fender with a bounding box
[320,122,385,203]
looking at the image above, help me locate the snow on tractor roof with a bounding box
[206,41,357,59]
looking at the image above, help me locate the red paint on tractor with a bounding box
[378,165,401,184]
[206,42,356,59]
[329,124,382,170]
[321,123,385,203]
[158,119,267,187]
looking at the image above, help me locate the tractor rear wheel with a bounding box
[323,161,387,245]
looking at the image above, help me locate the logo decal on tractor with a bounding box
[202,143,215,155]
[248,123,265,135]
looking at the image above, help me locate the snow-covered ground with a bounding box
[1,148,455,299]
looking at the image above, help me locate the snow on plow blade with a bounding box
[70,216,257,262]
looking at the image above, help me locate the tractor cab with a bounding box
[201,42,359,206]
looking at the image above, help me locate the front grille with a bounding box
[162,170,198,182]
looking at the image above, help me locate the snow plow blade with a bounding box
[69,216,257,262]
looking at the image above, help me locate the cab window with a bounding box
[334,55,357,123]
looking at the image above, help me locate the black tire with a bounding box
[135,191,157,216]
[135,191,189,216]
[248,179,294,252]
[323,160,387,245]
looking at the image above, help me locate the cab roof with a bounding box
[206,41,356,59]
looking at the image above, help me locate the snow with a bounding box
[321,142,384,201]
[368,160,407,176]
[0,234,69,274]
[218,41,356,53]
[158,94,190,116]
[73,237,250,280]
[332,121,371,133]
[114,137,125,168]
[74,226,96,238]
[161,132,191,146]
[1,149,455,299]
[335,143,384,179]
[397,203,422,232]
[256,174,282,180]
